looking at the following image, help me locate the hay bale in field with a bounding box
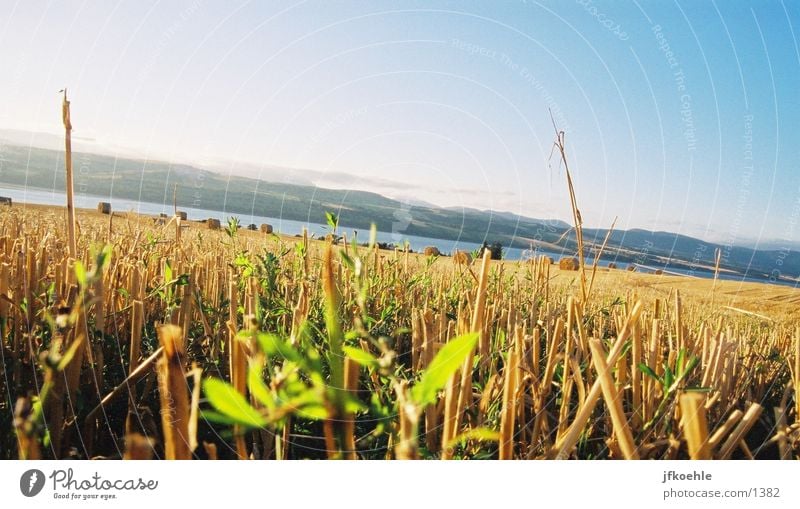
[423,246,441,257]
[654,269,664,275]
[453,250,472,265]
[176,211,188,220]
[540,255,553,265]
[0,196,11,206]
[247,223,257,231]
[558,257,579,270]
[626,265,636,272]
[159,213,169,218]
[607,262,618,269]
[260,223,273,234]
[207,218,221,230]
[97,202,111,214]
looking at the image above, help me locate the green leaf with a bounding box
[684,386,711,393]
[685,355,699,375]
[339,251,355,271]
[248,364,275,411]
[637,363,661,383]
[200,410,242,426]
[343,346,378,368]
[74,261,87,287]
[676,348,686,376]
[164,260,173,283]
[303,341,324,377]
[411,332,478,407]
[203,378,267,428]
[56,338,85,372]
[95,244,112,272]
[446,427,500,449]
[282,389,330,420]
[663,364,674,391]
[325,211,338,231]
[669,356,700,392]
[255,333,302,365]
[343,393,367,414]
[296,404,329,420]
[368,223,377,249]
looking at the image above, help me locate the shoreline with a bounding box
[2,191,799,289]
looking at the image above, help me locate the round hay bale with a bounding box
[558,257,579,271]
[207,218,221,230]
[626,265,636,272]
[453,250,472,265]
[0,196,12,206]
[654,269,664,275]
[423,246,441,257]
[176,211,188,220]
[247,223,258,231]
[607,262,618,269]
[260,223,273,234]
[540,255,553,265]
[97,202,111,214]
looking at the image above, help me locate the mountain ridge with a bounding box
[1,141,798,281]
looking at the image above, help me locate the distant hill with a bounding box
[1,143,798,280]
[579,227,800,280]
[0,144,568,247]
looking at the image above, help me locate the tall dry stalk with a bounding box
[61,89,77,258]
[14,397,41,460]
[551,124,587,302]
[795,328,800,424]
[124,434,155,460]
[717,403,763,459]
[156,324,192,460]
[679,392,710,459]
[586,217,617,300]
[455,251,492,435]
[342,356,360,459]
[227,279,248,459]
[499,337,520,459]
[711,247,722,306]
[440,370,460,459]
[552,301,643,458]
[125,300,143,436]
[588,338,638,459]
[322,242,346,459]
[2,197,798,460]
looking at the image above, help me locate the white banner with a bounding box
[1,460,798,508]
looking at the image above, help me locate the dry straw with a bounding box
[61,89,77,257]
[2,147,798,461]
[156,324,192,460]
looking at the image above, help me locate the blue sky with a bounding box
[0,1,798,245]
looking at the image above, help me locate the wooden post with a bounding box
[62,89,77,258]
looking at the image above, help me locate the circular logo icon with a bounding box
[20,469,45,497]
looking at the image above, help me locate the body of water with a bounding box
[2,186,797,288]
